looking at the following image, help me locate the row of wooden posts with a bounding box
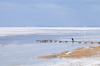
[36,40,100,44]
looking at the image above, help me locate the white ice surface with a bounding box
[0,27,100,36]
[0,27,100,66]
[0,42,100,66]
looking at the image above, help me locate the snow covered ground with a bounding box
[0,27,100,66]
[48,57,100,66]
[0,27,100,36]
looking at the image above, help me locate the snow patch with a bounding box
[65,52,72,55]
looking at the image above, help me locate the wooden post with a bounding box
[72,41,74,43]
[98,42,100,44]
[44,40,46,43]
[59,41,62,43]
[54,41,57,43]
[91,42,93,44]
[79,42,81,43]
[65,41,67,43]
[84,42,87,44]
[50,40,52,43]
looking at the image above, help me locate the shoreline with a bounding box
[37,46,100,66]
[37,46,100,59]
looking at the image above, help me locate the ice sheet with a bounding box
[0,27,100,36]
[0,27,100,66]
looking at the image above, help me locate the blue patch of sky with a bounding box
[0,0,100,27]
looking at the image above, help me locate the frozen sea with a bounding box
[0,27,100,66]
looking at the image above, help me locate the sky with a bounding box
[0,0,100,27]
